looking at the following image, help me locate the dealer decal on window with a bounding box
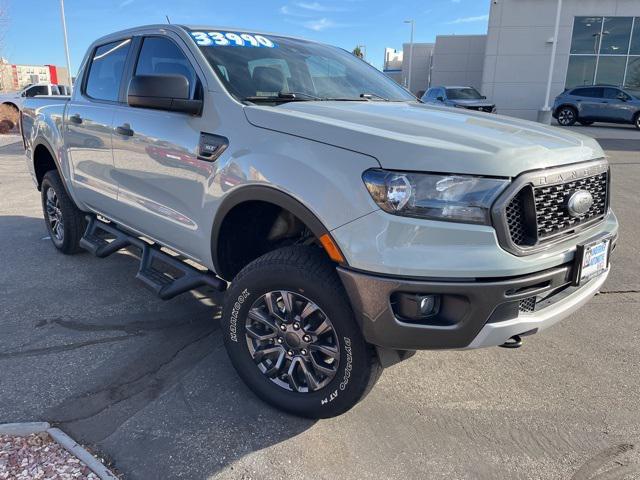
[190,31,277,48]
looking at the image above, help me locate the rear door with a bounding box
[65,38,132,212]
[110,33,215,259]
[572,87,603,119]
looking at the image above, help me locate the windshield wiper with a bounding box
[359,92,389,101]
[244,91,323,104]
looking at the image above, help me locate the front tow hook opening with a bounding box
[499,335,523,349]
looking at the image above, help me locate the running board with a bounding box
[80,216,226,300]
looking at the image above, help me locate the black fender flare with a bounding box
[32,137,68,193]
[211,185,332,278]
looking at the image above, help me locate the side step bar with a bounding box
[79,216,226,300]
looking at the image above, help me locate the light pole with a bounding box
[539,0,562,123]
[404,19,414,93]
[59,0,73,88]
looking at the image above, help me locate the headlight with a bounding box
[362,169,509,225]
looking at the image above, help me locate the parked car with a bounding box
[21,25,617,419]
[421,85,496,113]
[553,86,640,129]
[0,83,70,113]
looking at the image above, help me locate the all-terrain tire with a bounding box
[221,245,381,418]
[41,170,86,254]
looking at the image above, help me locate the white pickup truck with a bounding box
[21,25,618,418]
[1,83,70,113]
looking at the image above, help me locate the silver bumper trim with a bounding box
[466,268,609,349]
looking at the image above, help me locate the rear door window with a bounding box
[571,87,603,98]
[85,39,132,102]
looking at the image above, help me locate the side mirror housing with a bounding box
[436,96,444,102]
[616,93,628,101]
[481,95,487,100]
[128,75,202,115]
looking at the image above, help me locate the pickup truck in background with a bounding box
[1,83,70,113]
[21,25,618,418]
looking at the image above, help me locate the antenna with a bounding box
[165,15,171,24]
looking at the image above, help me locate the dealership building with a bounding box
[0,59,70,92]
[384,0,640,120]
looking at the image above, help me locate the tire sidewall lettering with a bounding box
[321,336,352,406]
[229,288,250,342]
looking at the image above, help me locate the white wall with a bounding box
[401,43,434,95]
[482,0,640,120]
[430,35,487,90]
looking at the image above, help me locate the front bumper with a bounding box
[337,259,612,350]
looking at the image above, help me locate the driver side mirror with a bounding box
[128,75,202,115]
[616,92,628,102]
[436,96,444,102]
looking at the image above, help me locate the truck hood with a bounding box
[244,101,604,178]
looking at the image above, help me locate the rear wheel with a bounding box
[221,246,381,418]
[557,106,577,126]
[41,170,86,254]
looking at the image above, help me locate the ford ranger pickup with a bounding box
[21,25,618,418]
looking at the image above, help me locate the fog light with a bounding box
[393,293,441,321]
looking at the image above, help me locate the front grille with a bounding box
[505,188,530,246]
[505,170,608,248]
[468,106,493,113]
[534,172,607,239]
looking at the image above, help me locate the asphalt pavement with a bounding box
[0,126,639,480]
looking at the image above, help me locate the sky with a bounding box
[2,0,490,74]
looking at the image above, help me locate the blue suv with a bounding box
[553,86,640,129]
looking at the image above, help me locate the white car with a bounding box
[0,83,70,113]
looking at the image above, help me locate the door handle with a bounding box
[69,114,83,124]
[115,123,134,136]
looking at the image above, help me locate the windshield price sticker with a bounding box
[190,31,277,48]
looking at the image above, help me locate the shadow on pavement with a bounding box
[596,138,640,153]
[0,214,315,479]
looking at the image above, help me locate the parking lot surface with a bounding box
[1,128,639,480]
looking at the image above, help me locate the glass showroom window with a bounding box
[566,16,640,89]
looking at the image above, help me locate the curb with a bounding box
[0,422,119,480]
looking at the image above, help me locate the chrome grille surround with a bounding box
[492,159,610,256]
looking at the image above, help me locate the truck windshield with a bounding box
[189,30,416,104]
[445,88,483,100]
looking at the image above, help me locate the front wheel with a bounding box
[557,106,577,126]
[634,113,640,130]
[221,246,381,418]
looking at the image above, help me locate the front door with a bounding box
[110,34,215,260]
[66,38,132,213]
[600,87,635,122]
